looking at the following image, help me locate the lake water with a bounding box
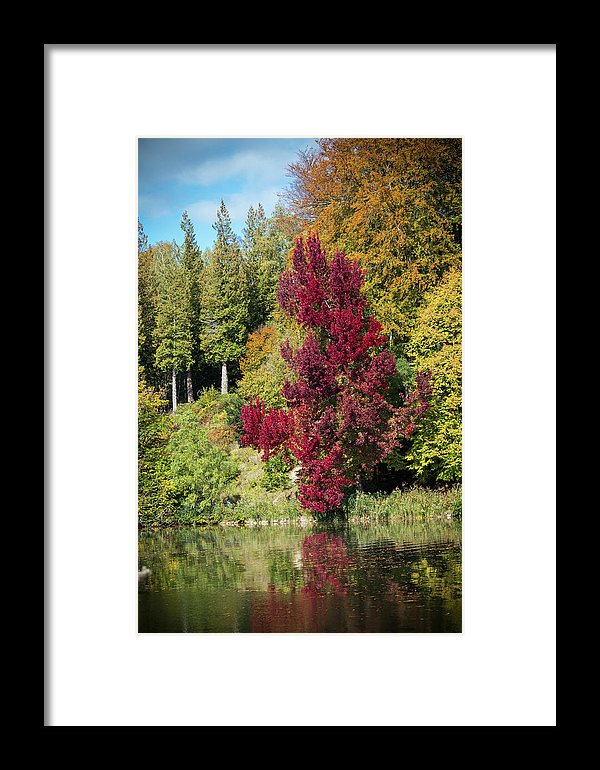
[138,518,461,633]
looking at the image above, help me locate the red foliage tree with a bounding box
[241,234,432,514]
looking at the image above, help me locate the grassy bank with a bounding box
[139,484,462,529]
[344,485,461,523]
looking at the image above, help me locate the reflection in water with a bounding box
[301,533,349,596]
[138,520,461,633]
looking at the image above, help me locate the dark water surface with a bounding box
[138,519,461,633]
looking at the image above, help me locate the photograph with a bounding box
[137,137,463,633]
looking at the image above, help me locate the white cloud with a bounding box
[137,193,174,219]
[177,146,299,187]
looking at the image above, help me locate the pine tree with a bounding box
[243,203,289,330]
[199,200,250,393]
[138,219,149,253]
[138,221,158,386]
[180,211,202,402]
[152,242,194,411]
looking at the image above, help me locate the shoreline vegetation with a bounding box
[139,385,461,531]
[139,482,462,530]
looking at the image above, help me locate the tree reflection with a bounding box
[249,532,350,631]
[300,532,349,596]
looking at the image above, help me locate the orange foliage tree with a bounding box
[284,138,462,341]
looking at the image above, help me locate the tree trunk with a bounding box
[221,362,228,394]
[186,369,194,402]
[172,367,177,412]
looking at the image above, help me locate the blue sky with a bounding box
[138,137,318,251]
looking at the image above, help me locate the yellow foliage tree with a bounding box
[398,268,462,482]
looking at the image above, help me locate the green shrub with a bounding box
[259,452,293,491]
[221,391,245,435]
[138,376,177,526]
[193,387,245,442]
[169,407,240,521]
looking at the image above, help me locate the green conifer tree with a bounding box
[180,211,202,401]
[243,202,288,330]
[199,200,250,393]
[138,220,158,385]
[152,242,194,411]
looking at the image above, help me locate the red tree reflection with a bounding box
[250,532,350,631]
[301,532,349,597]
